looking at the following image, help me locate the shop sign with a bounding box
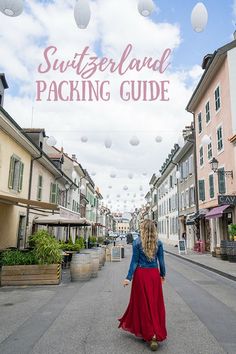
[218,195,236,206]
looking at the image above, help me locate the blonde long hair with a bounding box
[140,219,158,261]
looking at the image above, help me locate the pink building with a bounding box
[186,35,236,253]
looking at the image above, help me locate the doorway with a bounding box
[17,215,26,249]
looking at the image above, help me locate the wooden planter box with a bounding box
[1,264,61,286]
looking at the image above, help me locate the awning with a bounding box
[34,215,91,226]
[0,194,59,211]
[193,209,208,220]
[205,205,229,219]
[186,213,196,225]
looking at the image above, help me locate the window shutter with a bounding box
[209,175,214,198]
[218,168,226,194]
[198,180,205,201]
[8,156,15,189]
[18,162,24,192]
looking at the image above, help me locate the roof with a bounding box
[0,73,8,89]
[186,39,236,112]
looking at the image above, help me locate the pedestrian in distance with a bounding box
[118,219,167,351]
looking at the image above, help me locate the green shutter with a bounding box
[8,156,15,189]
[218,168,226,194]
[18,162,24,192]
[209,175,214,198]
[198,180,205,201]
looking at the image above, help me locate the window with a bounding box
[169,175,173,188]
[189,187,195,206]
[198,180,205,201]
[215,86,221,111]
[198,112,202,133]
[218,168,226,194]
[199,146,204,166]
[50,183,59,203]
[217,126,223,151]
[185,189,189,208]
[205,101,211,123]
[37,175,43,201]
[209,174,214,198]
[207,139,212,160]
[189,155,193,174]
[8,155,24,192]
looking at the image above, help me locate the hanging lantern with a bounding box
[0,0,24,17]
[137,0,154,17]
[201,134,211,146]
[46,136,57,147]
[155,136,163,143]
[110,172,116,178]
[104,138,112,149]
[128,173,133,179]
[129,136,140,146]
[81,136,88,143]
[74,0,91,29]
[123,185,128,191]
[191,2,208,33]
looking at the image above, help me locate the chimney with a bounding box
[0,74,9,107]
[72,154,77,161]
[201,54,213,70]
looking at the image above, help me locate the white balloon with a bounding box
[117,194,121,198]
[138,0,155,17]
[72,170,77,180]
[201,134,211,146]
[81,136,88,143]
[142,172,147,176]
[123,185,128,191]
[90,171,96,176]
[104,138,112,149]
[74,0,91,29]
[129,136,140,146]
[155,136,163,143]
[128,173,133,179]
[191,2,208,32]
[110,172,116,178]
[108,185,112,189]
[177,135,184,148]
[106,194,110,198]
[46,136,57,147]
[139,185,143,191]
[0,0,23,17]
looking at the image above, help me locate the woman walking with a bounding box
[118,219,167,351]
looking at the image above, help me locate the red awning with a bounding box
[205,205,229,219]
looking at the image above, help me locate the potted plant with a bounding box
[1,230,62,286]
[228,224,236,241]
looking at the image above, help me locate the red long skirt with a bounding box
[118,268,167,342]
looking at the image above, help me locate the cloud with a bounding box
[0,0,197,212]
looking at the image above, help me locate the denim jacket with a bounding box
[126,238,166,281]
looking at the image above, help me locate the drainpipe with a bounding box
[25,151,43,246]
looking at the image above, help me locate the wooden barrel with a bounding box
[70,253,92,281]
[220,240,228,260]
[101,247,106,266]
[92,247,103,270]
[227,241,236,262]
[83,250,100,278]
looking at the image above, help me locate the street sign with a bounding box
[111,246,122,262]
[178,240,187,255]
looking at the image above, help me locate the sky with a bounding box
[0,0,236,213]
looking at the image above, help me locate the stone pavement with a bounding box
[162,241,236,281]
[0,245,229,354]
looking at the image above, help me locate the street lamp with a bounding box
[210,157,233,177]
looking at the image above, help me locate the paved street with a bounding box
[0,245,236,354]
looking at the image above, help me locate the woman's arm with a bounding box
[126,241,139,281]
[157,241,166,278]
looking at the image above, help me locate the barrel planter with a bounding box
[83,250,99,278]
[220,240,228,260]
[226,241,236,263]
[0,264,61,286]
[70,253,92,281]
[92,248,103,270]
[215,246,221,258]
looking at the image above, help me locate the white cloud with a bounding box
[0,0,197,212]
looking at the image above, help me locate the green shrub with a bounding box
[1,250,36,266]
[97,237,105,245]
[30,230,62,265]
